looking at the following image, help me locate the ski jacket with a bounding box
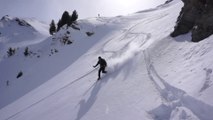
[94,58,107,67]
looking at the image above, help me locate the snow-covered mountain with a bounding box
[0,15,50,108]
[0,15,49,60]
[1,0,213,120]
[0,15,49,46]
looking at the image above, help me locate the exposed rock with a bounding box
[171,0,213,42]
[1,15,11,21]
[165,0,173,4]
[15,18,31,27]
[1,15,32,28]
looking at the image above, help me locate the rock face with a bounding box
[171,0,213,42]
[1,15,33,28]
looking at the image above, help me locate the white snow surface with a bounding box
[1,1,213,120]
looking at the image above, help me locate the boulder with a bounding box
[171,0,213,42]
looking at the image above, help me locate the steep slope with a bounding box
[0,15,50,108]
[1,0,213,120]
[0,14,122,109]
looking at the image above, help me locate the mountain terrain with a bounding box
[1,0,213,120]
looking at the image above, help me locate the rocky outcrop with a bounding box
[171,0,213,42]
[1,15,32,27]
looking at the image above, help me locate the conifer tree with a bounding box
[61,11,70,25]
[24,47,29,56]
[57,19,62,31]
[49,20,56,35]
[57,11,70,31]
[7,47,15,57]
[57,10,79,30]
[70,10,78,22]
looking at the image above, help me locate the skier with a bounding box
[93,56,107,80]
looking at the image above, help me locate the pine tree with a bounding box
[49,20,56,35]
[57,11,70,31]
[7,47,15,57]
[24,47,29,56]
[70,10,78,22]
[61,11,70,25]
[57,19,62,31]
[57,10,78,30]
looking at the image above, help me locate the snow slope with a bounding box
[1,0,213,120]
[0,15,50,108]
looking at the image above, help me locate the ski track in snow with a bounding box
[70,15,159,119]
[0,15,151,120]
[94,19,152,74]
[2,1,213,120]
[74,20,153,120]
[144,50,213,120]
[200,68,213,92]
[3,68,97,120]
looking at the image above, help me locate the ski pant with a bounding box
[98,66,106,78]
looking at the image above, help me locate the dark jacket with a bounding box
[94,58,107,68]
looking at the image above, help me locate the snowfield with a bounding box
[1,0,213,120]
